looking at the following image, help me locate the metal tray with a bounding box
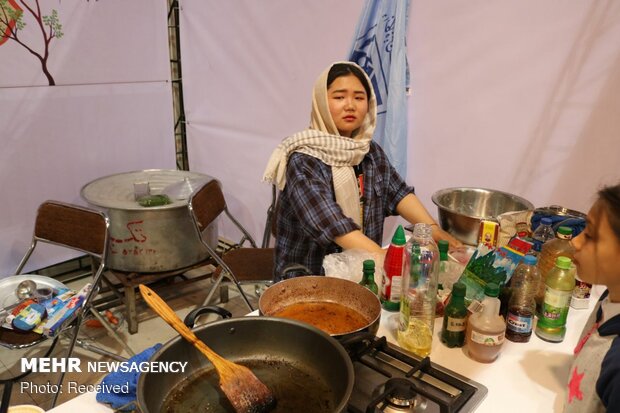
[0,275,68,309]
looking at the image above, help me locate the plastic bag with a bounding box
[322,249,384,287]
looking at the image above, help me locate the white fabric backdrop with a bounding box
[0,0,175,275]
[181,1,620,245]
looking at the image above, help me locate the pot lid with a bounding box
[81,169,214,210]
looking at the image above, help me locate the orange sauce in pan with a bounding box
[272,301,369,335]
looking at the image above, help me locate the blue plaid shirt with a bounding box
[274,142,414,280]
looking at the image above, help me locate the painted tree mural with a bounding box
[0,0,63,85]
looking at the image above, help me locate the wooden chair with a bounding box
[1,200,131,408]
[188,181,274,311]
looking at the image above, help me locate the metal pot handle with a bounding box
[183,305,232,328]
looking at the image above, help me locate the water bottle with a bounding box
[381,225,406,311]
[466,283,506,363]
[531,217,555,255]
[505,255,540,342]
[397,223,439,358]
[535,256,576,343]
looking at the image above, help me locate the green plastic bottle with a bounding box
[441,281,468,348]
[535,256,575,343]
[359,259,379,295]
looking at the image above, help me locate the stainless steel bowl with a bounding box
[432,187,534,245]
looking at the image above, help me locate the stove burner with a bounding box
[366,377,429,412]
[384,378,418,407]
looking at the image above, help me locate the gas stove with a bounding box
[341,334,488,413]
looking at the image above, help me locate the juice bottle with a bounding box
[535,226,574,311]
[397,224,439,358]
[535,256,575,342]
[380,225,406,311]
[466,283,506,363]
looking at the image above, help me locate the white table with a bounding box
[48,285,603,413]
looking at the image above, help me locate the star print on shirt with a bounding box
[568,367,585,403]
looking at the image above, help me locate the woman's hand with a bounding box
[430,224,463,250]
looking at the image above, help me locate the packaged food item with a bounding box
[12,303,47,332]
[458,236,534,304]
[478,220,499,247]
[571,276,592,309]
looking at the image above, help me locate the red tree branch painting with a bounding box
[0,0,63,85]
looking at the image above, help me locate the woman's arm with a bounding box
[334,230,384,253]
[396,193,463,249]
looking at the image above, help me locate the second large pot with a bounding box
[138,315,353,413]
[81,169,218,272]
[259,276,382,339]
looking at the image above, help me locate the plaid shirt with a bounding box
[274,142,414,280]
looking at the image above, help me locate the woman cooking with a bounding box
[263,61,460,281]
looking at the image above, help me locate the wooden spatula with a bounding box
[139,284,276,413]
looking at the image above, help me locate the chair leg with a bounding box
[202,272,225,307]
[125,285,138,334]
[51,319,82,407]
[234,281,255,312]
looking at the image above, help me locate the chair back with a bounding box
[15,201,109,275]
[34,201,109,258]
[188,179,226,232]
[189,180,257,248]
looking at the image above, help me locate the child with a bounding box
[565,182,620,412]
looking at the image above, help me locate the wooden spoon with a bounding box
[139,284,276,413]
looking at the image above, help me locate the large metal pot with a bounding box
[258,276,381,339]
[81,169,217,272]
[137,314,354,413]
[432,187,534,245]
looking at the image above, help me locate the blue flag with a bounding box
[349,0,410,177]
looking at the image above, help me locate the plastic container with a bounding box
[441,281,468,348]
[531,217,555,254]
[535,226,575,310]
[397,224,439,358]
[380,225,406,311]
[505,255,540,342]
[359,259,379,296]
[466,283,506,363]
[535,256,576,342]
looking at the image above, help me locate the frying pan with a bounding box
[137,308,354,413]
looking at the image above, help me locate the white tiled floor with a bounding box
[0,273,261,411]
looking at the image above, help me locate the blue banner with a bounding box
[349,0,410,177]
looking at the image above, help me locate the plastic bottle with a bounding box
[359,259,379,295]
[466,283,506,363]
[441,281,468,348]
[535,226,575,310]
[535,256,576,342]
[505,255,540,343]
[397,223,439,358]
[380,225,406,311]
[531,217,555,255]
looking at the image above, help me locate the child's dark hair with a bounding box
[598,182,620,239]
[327,63,371,98]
